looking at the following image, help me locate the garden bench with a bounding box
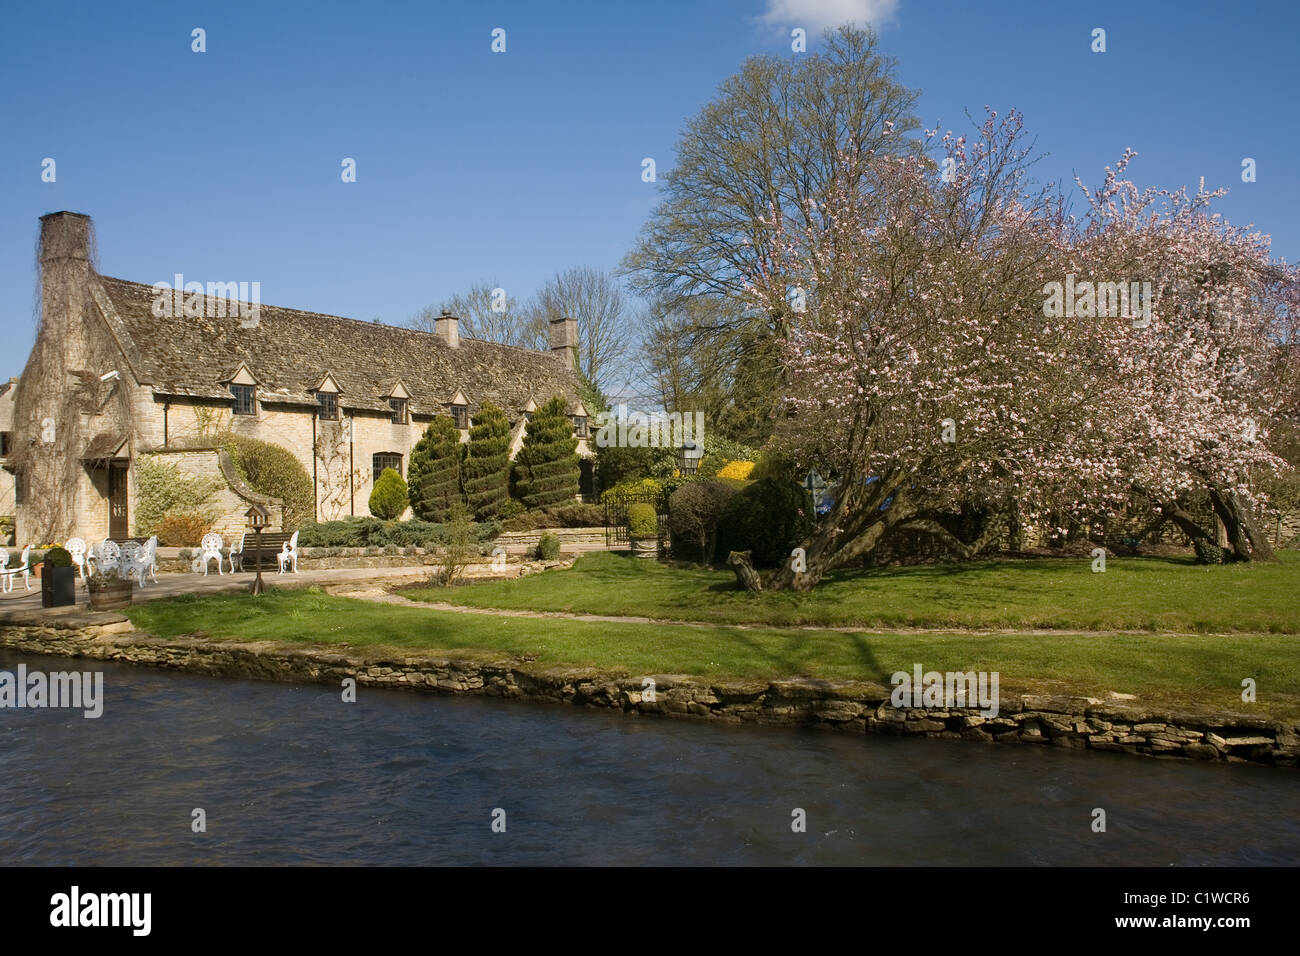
[239,531,295,572]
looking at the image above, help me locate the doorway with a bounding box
[109,461,129,539]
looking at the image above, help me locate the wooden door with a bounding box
[109,462,129,539]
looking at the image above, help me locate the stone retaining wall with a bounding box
[1,611,1295,768]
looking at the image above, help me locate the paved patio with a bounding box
[0,565,437,614]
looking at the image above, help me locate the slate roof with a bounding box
[93,276,580,418]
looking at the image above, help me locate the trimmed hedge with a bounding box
[535,533,561,560]
[297,517,501,549]
[223,435,314,529]
[627,502,658,539]
[500,503,605,532]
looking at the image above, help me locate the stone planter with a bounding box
[89,581,134,611]
[630,539,659,560]
[40,564,77,608]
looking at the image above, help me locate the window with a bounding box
[571,415,588,439]
[451,404,469,429]
[373,453,402,483]
[230,384,256,416]
[0,432,9,457]
[389,398,408,424]
[316,391,338,420]
[13,469,25,504]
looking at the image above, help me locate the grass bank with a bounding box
[401,551,1300,634]
[126,588,1300,721]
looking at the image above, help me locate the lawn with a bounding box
[401,550,1300,634]
[126,587,1300,721]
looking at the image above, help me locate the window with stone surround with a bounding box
[451,404,469,430]
[316,391,338,420]
[571,415,588,439]
[231,384,256,416]
[389,398,408,424]
[373,452,402,482]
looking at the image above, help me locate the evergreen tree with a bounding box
[368,468,409,520]
[407,416,464,521]
[513,396,580,509]
[463,401,512,520]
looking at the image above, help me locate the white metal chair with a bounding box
[129,537,158,587]
[65,537,90,586]
[119,540,141,584]
[199,533,225,576]
[277,530,299,574]
[0,545,33,593]
[228,532,247,573]
[94,540,122,577]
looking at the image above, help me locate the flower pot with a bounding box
[40,564,77,608]
[89,580,133,611]
[630,539,658,559]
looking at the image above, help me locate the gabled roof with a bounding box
[94,276,579,417]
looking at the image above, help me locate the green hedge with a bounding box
[715,478,815,568]
[223,435,314,529]
[297,517,501,549]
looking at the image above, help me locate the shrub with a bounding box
[297,516,500,548]
[368,468,409,520]
[133,455,223,539]
[435,501,477,586]
[222,435,314,529]
[627,502,658,540]
[463,402,512,520]
[715,477,815,568]
[498,498,526,520]
[408,416,464,522]
[716,460,755,481]
[513,396,580,509]
[1194,539,1226,565]
[44,546,73,568]
[156,513,213,547]
[535,532,561,560]
[669,480,739,562]
[501,503,605,532]
[601,476,664,503]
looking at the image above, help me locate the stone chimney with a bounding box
[435,308,459,348]
[550,316,577,369]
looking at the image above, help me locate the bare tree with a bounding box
[529,266,631,391]
[409,281,546,350]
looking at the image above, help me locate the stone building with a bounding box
[4,212,592,544]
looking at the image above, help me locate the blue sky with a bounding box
[1,0,1296,384]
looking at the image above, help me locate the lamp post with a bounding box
[245,504,270,596]
[676,440,704,476]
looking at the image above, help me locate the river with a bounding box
[2,652,1296,865]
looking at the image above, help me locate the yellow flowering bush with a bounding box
[716,460,755,481]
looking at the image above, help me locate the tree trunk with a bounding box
[1209,488,1277,562]
[727,551,763,592]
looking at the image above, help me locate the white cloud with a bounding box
[759,0,900,32]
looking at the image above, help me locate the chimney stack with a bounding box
[40,211,93,266]
[550,316,577,369]
[435,308,459,348]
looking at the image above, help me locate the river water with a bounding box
[1,652,1296,866]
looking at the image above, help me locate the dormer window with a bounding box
[571,415,588,438]
[389,398,408,424]
[231,384,256,416]
[451,404,469,429]
[316,391,338,420]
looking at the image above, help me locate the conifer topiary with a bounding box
[463,401,512,520]
[408,415,464,522]
[512,396,580,510]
